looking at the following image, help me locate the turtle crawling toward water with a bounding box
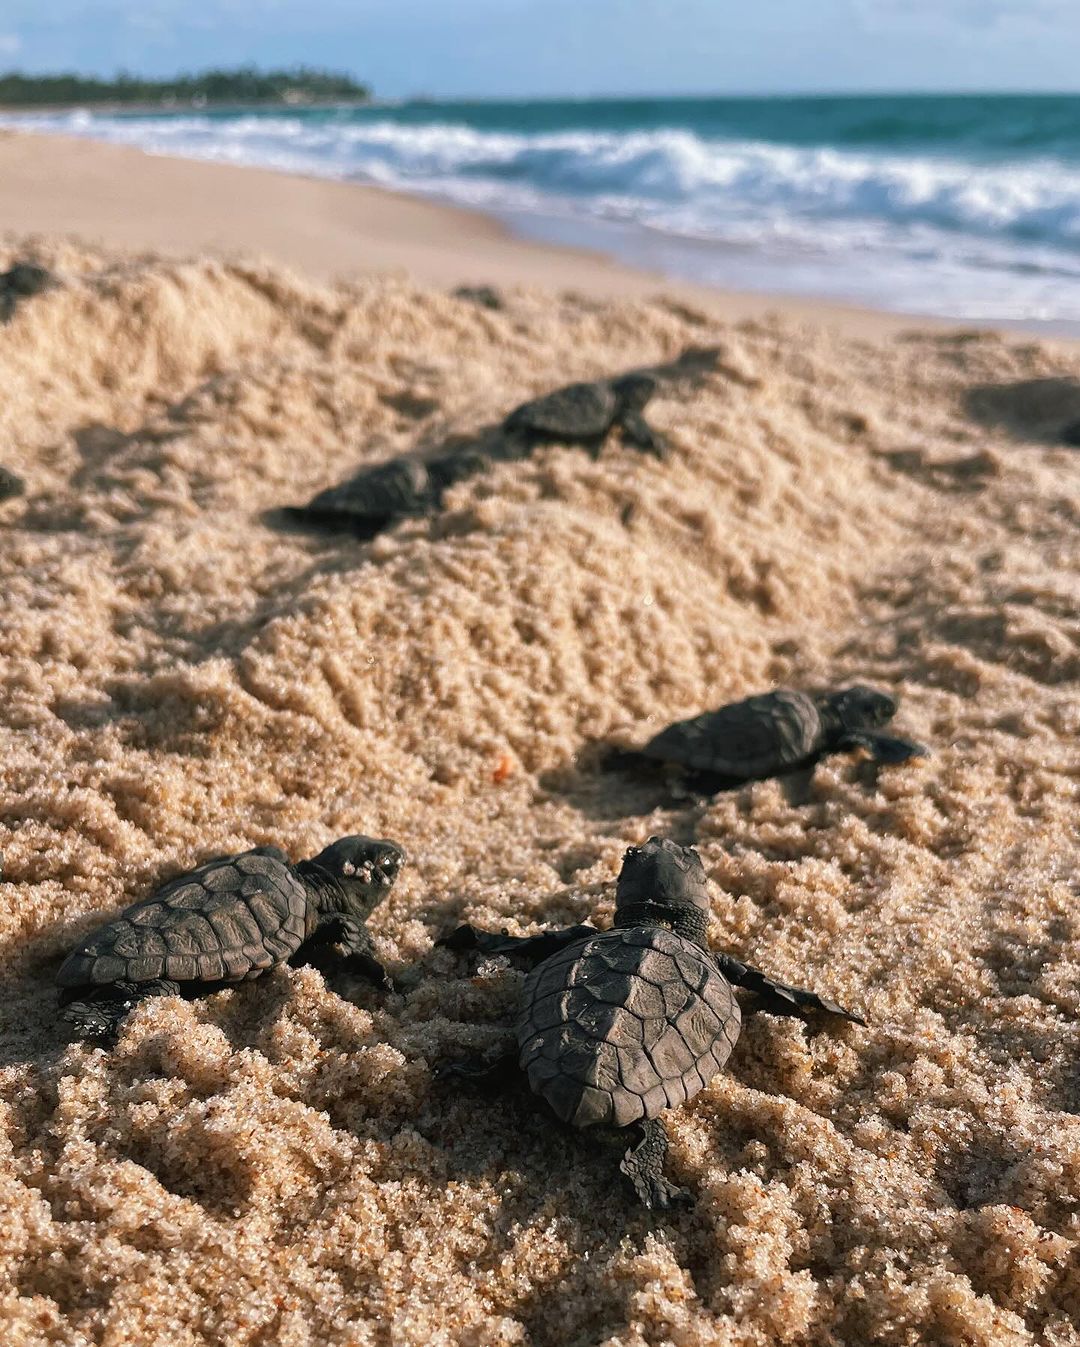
[616,685,928,793]
[0,262,57,322]
[57,835,405,1043]
[0,466,25,502]
[282,453,482,538]
[438,837,862,1209]
[504,371,665,458]
[283,373,663,536]
[282,354,710,537]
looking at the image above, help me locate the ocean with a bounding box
[9,94,1080,327]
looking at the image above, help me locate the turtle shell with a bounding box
[304,458,436,522]
[505,381,619,438]
[0,263,56,319]
[56,847,313,990]
[640,689,824,779]
[516,926,740,1129]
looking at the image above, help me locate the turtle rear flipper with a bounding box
[435,1049,520,1090]
[620,1120,693,1210]
[595,744,653,774]
[60,979,182,1044]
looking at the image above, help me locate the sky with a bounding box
[0,0,1077,98]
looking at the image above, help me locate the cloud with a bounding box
[0,33,21,56]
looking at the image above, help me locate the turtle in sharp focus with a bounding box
[616,685,928,793]
[503,372,665,458]
[57,835,405,1043]
[437,837,862,1209]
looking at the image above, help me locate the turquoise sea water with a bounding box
[9,94,1080,327]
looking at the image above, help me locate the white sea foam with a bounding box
[8,109,1080,323]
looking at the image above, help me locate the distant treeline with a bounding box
[0,66,371,107]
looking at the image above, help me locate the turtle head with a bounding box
[823,685,897,734]
[610,372,657,413]
[303,835,406,914]
[614,836,711,945]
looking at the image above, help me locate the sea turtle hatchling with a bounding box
[617,685,928,793]
[284,450,485,538]
[0,262,57,323]
[282,354,711,538]
[57,835,405,1043]
[503,371,665,458]
[0,466,25,502]
[438,837,862,1209]
[284,372,664,536]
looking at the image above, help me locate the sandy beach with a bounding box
[0,130,943,336]
[1,133,1079,1347]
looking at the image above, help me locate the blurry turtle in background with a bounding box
[611,685,928,794]
[453,284,504,311]
[57,835,405,1044]
[280,348,721,538]
[502,371,665,458]
[438,837,862,1209]
[0,262,57,322]
[279,451,484,539]
[0,466,25,501]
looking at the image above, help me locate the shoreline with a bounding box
[0,127,1015,342]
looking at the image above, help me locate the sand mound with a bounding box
[1,244,1078,1347]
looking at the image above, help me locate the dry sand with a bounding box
[0,194,1079,1347]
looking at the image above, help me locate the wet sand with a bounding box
[0,222,1078,1346]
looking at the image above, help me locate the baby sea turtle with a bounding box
[0,466,25,502]
[504,372,664,457]
[284,450,485,538]
[617,685,927,792]
[0,262,57,322]
[282,354,709,538]
[453,284,504,311]
[438,836,862,1209]
[57,835,405,1043]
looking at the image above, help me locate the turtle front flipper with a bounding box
[438,923,597,967]
[716,953,866,1026]
[293,916,394,991]
[839,732,929,765]
[620,1119,693,1210]
[435,1048,520,1090]
[60,979,182,1045]
[617,408,666,459]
